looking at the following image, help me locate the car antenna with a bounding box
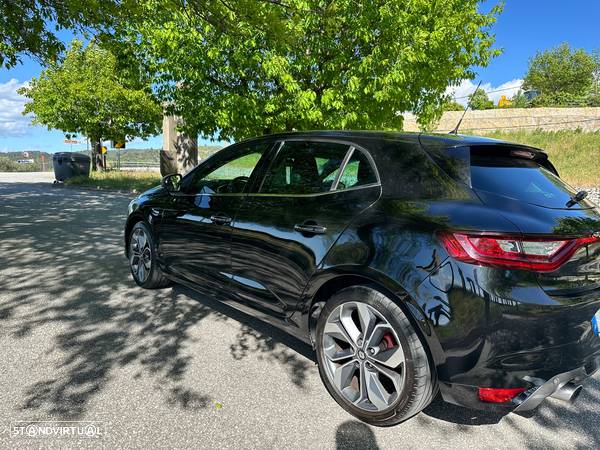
[449,80,482,135]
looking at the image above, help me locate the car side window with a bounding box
[336,149,378,189]
[185,142,271,195]
[260,141,351,194]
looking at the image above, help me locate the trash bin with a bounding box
[52,152,91,182]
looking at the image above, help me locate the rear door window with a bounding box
[470,156,580,208]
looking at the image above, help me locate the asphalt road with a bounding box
[0,173,599,449]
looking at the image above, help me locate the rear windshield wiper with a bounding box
[566,190,588,208]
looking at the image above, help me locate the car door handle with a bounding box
[294,222,327,235]
[210,214,232,225]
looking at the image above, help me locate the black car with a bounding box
[125,131,600,426]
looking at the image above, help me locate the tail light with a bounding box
[439,232,599,272]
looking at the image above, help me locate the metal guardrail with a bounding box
[118,161,160,168]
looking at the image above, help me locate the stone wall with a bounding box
[403,107,600,133]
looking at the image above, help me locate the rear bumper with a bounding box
[413,260,600,412]
[438,351,600,413]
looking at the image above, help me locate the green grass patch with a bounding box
[474,130,600,187]
[65,171,161,193]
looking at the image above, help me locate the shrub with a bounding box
[0,156,43,172]
[0,157,20,171]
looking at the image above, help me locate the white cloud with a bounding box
[445,78,524,107]
[0,78,32,137]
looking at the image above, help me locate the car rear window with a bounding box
[470,156,578,208]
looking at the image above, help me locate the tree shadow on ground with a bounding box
[172,283,316,388]
[2,182,600,449]
[335,420,379,450]
[422,394,506,426]
[0,182,314,420]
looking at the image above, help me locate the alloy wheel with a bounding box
[321,301,406,412]
[130,227,152,283]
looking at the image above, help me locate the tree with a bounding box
[510,90,529,108]
[0,1,145,68]
[19,40,161,170]
[108,0,502,140]
[468,88,494,110]
[523,43,599,97]
[442,99,466,112]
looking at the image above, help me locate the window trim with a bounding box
[255,137,381,197]
[330,146,355,191]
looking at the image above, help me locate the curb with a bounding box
[52,182,141,196]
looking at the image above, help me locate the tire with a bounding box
[315,285,436,426]
[128,221,171,289]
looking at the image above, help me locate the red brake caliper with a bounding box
[380,333,396,351]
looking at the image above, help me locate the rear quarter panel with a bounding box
[297,197,524,365]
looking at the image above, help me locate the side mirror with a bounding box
[161,173,182,193]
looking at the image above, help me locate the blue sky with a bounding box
[1,0,599,153]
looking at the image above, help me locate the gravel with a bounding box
[579,187,600,206]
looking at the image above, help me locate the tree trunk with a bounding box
[91,139,104,171]
[91,139,98,171]
[160,114,198,176]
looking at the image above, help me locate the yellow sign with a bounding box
[114,141,126,149]
[498,95,512,108]
[101,146,108,154]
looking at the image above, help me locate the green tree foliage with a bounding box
[468,88,494,110]
[0,0,144,68]
[19,41,162,170]
[442,99,466,111]
[523,43,599,97]
[109,0,502,140]
[529,91,600,108]
[509,90,529,108]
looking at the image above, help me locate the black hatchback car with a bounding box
[125,131,600,426]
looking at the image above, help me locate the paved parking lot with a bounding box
[0,173,599,449]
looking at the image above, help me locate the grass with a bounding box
[475,130,600,187]
[65,171,161,193]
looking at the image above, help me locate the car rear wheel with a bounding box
[315,285,436,426]
[129,221,170,289]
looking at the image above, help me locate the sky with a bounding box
[1,0,599,153]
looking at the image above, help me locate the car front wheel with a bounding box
[315,285,436,426]
[129,221,170,289]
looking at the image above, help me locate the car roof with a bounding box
[243,130,537,150]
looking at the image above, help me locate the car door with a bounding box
[228,139,381,322]
[157,140,274,297]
